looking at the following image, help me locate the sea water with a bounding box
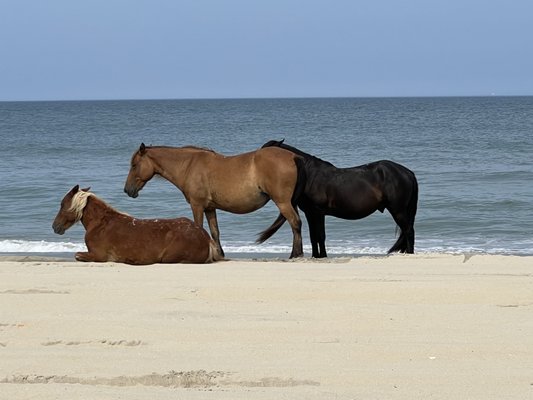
[1,97,532,256]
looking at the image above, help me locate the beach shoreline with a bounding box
[2,249,532,263]
[1,254,532,399]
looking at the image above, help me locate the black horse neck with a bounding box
[277,142,336,168]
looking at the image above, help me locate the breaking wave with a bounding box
[0,240,86,253]
[2,238,531,256]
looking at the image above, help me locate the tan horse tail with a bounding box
[256,155,306,244]
[207,239,224,263]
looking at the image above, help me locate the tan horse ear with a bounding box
[81,187,91,192]
[70,185,80,194]
[140,143,146,155]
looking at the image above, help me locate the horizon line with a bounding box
[1,94,532,103]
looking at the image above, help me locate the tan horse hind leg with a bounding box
[276,202,303,258]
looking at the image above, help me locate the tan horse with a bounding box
[52,185,222,265]
[124,143,305,258]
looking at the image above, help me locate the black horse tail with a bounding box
[410,175,419,224]
[257,156,306,244]
[406,175,419,252]
[256,213,286,244]
[388,171,419,253]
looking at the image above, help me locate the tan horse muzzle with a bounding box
[123,184,139,198]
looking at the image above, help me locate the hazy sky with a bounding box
[1,0,532,101]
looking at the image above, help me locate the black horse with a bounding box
[259,140,418,257]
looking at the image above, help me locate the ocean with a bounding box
[1,97,532,257]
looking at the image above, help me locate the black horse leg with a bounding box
[305,211,327,258]
[316,213,327,258]
[304,211,320,258]
[406,227,415,253]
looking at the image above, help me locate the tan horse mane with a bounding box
[69,190,129,222]
[180,145,216,153]
[143,145,216,154]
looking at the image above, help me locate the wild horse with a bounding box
[124,143,306,258]
[260,140,418,257]
[52,185,222,264]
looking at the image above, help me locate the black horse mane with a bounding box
[262,139,335,167]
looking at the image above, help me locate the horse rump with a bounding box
[256,156,306,244]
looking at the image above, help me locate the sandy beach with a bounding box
[1,254,532,399]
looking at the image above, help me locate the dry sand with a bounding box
[1,254,532,399]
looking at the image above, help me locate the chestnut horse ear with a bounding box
[139,143,146,155]
[81,187,91,192]
[70,185,80,194]
[279,138,285,144]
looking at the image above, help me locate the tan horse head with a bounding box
[124,143,156,198]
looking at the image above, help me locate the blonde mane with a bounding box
[68,190,130,223]
[68,190,94,222]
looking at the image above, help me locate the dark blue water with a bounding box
[1,97,532,256]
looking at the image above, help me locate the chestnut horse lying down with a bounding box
[52,185,222,265]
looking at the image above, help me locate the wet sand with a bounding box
[1,254,532,399]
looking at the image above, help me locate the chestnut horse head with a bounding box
[52,185,91,234]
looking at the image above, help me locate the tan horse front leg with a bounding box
[205,209,225,257]
[191,204,225,255]
[191,204,204,228]
[191,204,204,226]
[277,202,303,258]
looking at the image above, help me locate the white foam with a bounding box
[0,239,86,253]
[0,239,386,255]
[222,241,388,255]
[0,239,531,256]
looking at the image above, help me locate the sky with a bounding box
[1,0,532,101]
